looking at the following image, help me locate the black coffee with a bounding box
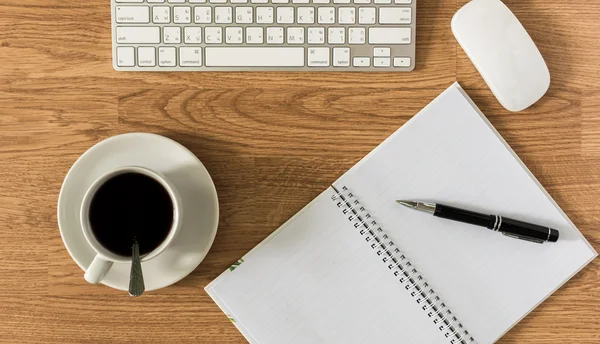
[89,172,174,257]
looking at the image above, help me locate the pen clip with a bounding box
[502,232,544,244]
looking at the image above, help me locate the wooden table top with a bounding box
[1,0,599,343]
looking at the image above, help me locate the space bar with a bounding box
[205,47,305,67]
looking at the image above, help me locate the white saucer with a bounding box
[58,133,219,291]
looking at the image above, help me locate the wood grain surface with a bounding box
[1,0,599,343]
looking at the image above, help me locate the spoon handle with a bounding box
[129,241,145,297]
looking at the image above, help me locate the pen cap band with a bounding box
[501,217,558,243]
[548,229,559,242]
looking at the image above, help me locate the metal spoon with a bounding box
[128,240,145,297]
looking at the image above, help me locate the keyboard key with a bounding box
[358,7,375,24]
[353,56,370,67]
[152,6,170,24]
[393,57,411,67]
[292,0,310,3]
[272,0,289,3]
[374,0,391,3]
[163,27,181,44]
[287,27,305,44]
[297,7,315,24]
[354,0,370,3]
[277,7,294,24]
[138,47,156,67]
[379,7,411,24]
[395,0,412,3]
[205,47,304,67]
[333,47,350,66]
[147,0,165,2]
[225,27,243,44]
[168,0,186,3]
[215,7,232,24]
[313,0,330,3]
[210,0,227,3]
[308,27,325,44]
[115,6,150,24]
[338,8,355,24]
[368,27,411,44]
[246,27,264,44]
[116,0,143,2]
[266,27,284,44]
[333,0,350,3]
[256,7,274,24]
[158,47,177,66]
[116,27,160,44]
[116,47,135,67]
[174,7,191,24]
[374,57,390,67]
[231,0,248,3]
[180,47,203,66]
[189,0,206,2]
[318,7,335,24]
[328,27,345,44]
[349,28,365,44]
[194,7,212,24]
[308,47,330,67]
[235,7,253,23]
[373,47,390,56]
[251,0,269,3]
[205,27,223,44]
[184,27,202,43]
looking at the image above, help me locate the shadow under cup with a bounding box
[81,166,182,263]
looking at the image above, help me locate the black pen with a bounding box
[396,201,559,244]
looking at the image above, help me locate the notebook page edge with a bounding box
[206,187,334,291]
[454,84,597,256]
[454,84,598,343]
[205,286,260,344]
[204,187,336,344]
[334,83,462,185]
[492,253,597,343]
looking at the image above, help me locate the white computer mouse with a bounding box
[452,0,550,112]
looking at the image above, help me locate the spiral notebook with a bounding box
[205,83,597,344]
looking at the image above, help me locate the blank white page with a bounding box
[335,83,597,343]
[206,188,448,344]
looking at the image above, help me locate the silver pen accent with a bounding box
[396,200,436,214]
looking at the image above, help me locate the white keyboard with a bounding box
[112,0,416,71]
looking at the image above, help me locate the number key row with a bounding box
[117,0,413,4]
[116,6,411,25]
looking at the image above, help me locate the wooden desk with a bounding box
[0,0,598,342]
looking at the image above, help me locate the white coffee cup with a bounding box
[81,166,183,284]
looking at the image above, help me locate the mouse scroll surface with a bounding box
[452,0,550,112]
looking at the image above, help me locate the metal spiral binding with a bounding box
[331,185,477,344]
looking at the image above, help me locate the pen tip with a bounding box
[396,200,418,208]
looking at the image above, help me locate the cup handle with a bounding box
[84,255,113,284]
